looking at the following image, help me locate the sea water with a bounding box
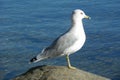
[0,0,120,80]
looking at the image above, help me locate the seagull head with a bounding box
[72,9,90,22]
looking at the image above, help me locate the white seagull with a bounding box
[30,9,90,69]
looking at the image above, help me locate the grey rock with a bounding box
[13,65,111,80]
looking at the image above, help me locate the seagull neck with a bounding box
[71,20,84,31]
[73,20,83,27]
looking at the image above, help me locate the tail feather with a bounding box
[30,48,49,63]
[30,55,46,63]
[30,56,37,63]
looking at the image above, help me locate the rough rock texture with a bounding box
[13,65,110,80]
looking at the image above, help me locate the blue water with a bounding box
[0,0,120,80]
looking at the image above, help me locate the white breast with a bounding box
[64,31,86,55]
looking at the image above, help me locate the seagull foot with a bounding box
[68,65,76,69]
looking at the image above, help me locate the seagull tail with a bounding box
[29,49,47,64]
[29,55,45,64]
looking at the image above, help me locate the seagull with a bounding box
[30,9,90,69]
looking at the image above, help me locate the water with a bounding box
[0,0,120,80]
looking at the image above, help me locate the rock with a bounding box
[13,65,110,80]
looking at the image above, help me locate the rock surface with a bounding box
[13,65,110,80]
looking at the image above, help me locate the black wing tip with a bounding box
[30,57,37,63]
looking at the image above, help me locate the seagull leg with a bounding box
[66,54,76,69]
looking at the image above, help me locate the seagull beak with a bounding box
[84,15,91,19]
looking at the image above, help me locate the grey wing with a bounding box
[43,33,77,56]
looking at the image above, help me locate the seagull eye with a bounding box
[80,12,83,15]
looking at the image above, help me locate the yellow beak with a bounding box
[84,15,91,19]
